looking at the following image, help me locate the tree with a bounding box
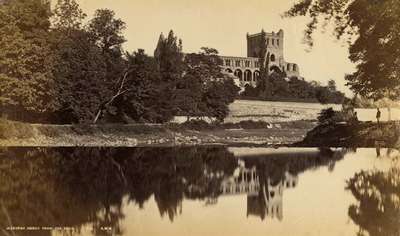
[256,29,274,99]
[52,0,86,32]
[87,9,126,54]
[0,0,56,121]
[153,30,184,122]
[284,0,400,100]
[109,49,163,123]
[327,79,337,92]
[51,29,108,123]
[86,9,127,123]
[87,8,126,86]
[181,47,239,122]
[315,86,331,104]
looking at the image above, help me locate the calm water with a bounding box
[0,147,399,236]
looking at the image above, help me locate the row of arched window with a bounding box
[226,68,260,82]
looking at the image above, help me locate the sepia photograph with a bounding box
[0,0,399,235]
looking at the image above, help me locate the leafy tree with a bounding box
[50,0,116,123]
[180,47,239,122]
[202,78,239,122]
[87,9,126,54]
[87,8,126,88]
[109,49,163,123]
[153,30,184,122]
[83,9,127,123]
[315,86,332,104]
[52,0,86,32]
[51,29,108,123]
[327,79,337,92]
[284,0,400,100]
[0,0,56,121]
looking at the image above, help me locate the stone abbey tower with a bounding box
[220,29,300,88]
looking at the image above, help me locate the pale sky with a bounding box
[73,0,356,95]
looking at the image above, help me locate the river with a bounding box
[0,146,399,236]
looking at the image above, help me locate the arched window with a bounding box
[271,54,276,62]
[244,70,252,81]
[293,64,297,71]
[254,71,260,81]
[287,64,291,71]
[234,69,243,81]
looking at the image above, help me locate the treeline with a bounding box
[241,71,346,104]
[0,0,239,124]
[241,71,347,104]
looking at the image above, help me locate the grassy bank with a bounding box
[0,119,315,147]
[295,121,400,148]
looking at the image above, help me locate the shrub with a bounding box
[318,108,344,125]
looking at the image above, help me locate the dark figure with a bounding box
[376,108,381,124]
[353,111,358,122]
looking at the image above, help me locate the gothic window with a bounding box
[267,38,269,45]
[235,60,241,67]
[271,54,276,62]
[272,38,275,45]
[277,39,280,46]
[245,61,250,67]
[293,64,297,71]
[287,64,290,71]
[225,59,231,66]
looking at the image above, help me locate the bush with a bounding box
[179,119,215,130]
[235,120,271,129]
[318,108,344,125]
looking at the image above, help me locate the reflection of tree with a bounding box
[347,167,400,236]
[0,146,238,235]
[0,147,352,235]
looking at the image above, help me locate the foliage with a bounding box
[52,0,86,31]
[242,72,346,104]
[317,107,344,125]
[109,49,163,123]
[152,30,184,122]
[284,0,400,100]
[0,0,56,121]
[177,47,240,122]
[51,29,109,123]
[1,1,239,124]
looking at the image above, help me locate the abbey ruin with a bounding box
[221,29,300,88]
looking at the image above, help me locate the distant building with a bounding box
[220,29,301,88]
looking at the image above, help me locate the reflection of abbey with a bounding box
[220,30,300,88]
[220,159,298,221]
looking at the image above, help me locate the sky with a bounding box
[72,0,356,95]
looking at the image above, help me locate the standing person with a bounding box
[376,108,381,124]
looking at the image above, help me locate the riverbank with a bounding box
[0,119,315,147]
[295,121,400,148]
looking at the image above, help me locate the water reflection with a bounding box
[347,167,400,236]
[0,147,398,236]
